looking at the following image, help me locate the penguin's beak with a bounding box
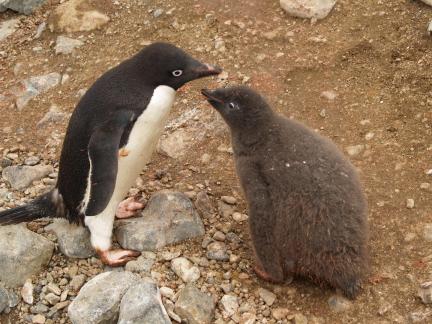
[193,63,223,78]
[201,89,225,108]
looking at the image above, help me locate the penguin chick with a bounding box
[202,86,368,299]
[0,43,221,267]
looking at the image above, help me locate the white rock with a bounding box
[345,144,364,157]
[171,257,201,283]
[0,19,19,42]
[55,36,84,55]
[418,281,432,304]
[175,284,215,324]
[320,90,337,100]
[257,288,276,306]
[328,295,352,313]
[406,198,415,209]
[280,0,337,20]
[160,287,175,300]
[421,1,432,7]
[21,279,34,305]
[423,224,432,242]
[219,295,239,318]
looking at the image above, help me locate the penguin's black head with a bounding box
[136,42,222,90]
[201,86,274,130]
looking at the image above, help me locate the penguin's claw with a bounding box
[97,249,141,267]
[116,197,145,219]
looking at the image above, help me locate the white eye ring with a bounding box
[228,102,236,109]
[172,70,183,77]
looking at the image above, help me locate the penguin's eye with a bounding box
[172,70,183,77]
[228,102,236,109]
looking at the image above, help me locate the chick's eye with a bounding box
[172,70,183,77]
[229,102,236,109]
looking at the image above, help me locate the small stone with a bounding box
[125,255,154,273]
[175,284,215,324]
[44,293,60,305]
[171,257,201,283]
[161,251,181,261]
[404,233,416,242]
[69,274,86,291]
[293,313,308,324]
[218,201,235,218]
[272,307,289,320]
[423,224,432,242]
[346,145,364,157]
[32,314,46,324]
[257,288,276,306]
[365,132,375,140]
[160,287,175,300]
[34,22,46,39]
[37,105,67,128]
[55,36,84,55]
[24,156,40,166]
[328,295,352,313]
[206,241,229,261]
[195,191,214,218]
[420,183,431,192]
[221,196,237,205]
[201,153,211,164]
[0,287,8,313]
[320,90,337,100]
[219,294,239,318]
[232,212,248,222]
[2,165,53,190]
[419,281,432,304]
[213,231,226,241]
[280,0,337,20]
[0,19,19,42]
[240,312,257,324]
[406,198,415,209]
[378,301,392,315]
[157,128,194,158]
[153,8,164,17]
[30,303,49,314]
[0,0,45,14]
[21,279,34,305]
[46,283,61,296]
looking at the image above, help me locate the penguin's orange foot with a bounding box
[97,249,141,267]
[253,264,283,283]
[118,148,130,157]
[116,197,145,219]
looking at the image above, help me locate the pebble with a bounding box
[44,293,60,305]
[420,182,431,192]
[378,301,392,315]
[30,303,49,314]
[423,224,432,242]
[21,279,34,305]
[328,295,352,312]
[213,231,226,241]
[37,105,67,128]
[272,307,289,320]
[365,132,375,140]
[241,312,257,324]
[320,90,337,100]
[24,156,41,166]
[292,313,308,324]
[0,0,45,14]
[171,257,201,283]
[32,314,46,324]
[160,287,175,301]
[175,284,215,324]
[47,283,61,296]
[55,35,84,55]
[257,288,277,306]
[221,196,237,205]
[406,198,415,209]
[0,19,19,42]
[346,145,364,157]
[153,8,164,18]
[219,294,239,318]
[232,212,249,222]
[206,241,229,261]
[69,274,86,292]
[125,255,154,273]
[280,0,337,20]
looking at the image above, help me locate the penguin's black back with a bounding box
[57,57,152,222]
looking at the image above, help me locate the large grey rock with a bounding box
[280,0,336,20]
[0,19,19,42]
[68,271,139,324]
[45,219,94,259]
[175,284,215,324]
[0,225,54,287]
[115,191,205,251]
[48,0,110,33]
[2,165,53,190]
[0,0,46,14]
[118,281,171,324]
[36,105,67,128]
[12,73,61,110]
[55,36,84,55]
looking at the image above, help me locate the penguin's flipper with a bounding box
[237,161,285,282]
[85,110,135,216]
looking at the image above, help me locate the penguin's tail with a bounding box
[0,189,66,225]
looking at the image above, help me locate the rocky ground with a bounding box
[0,0,432,323]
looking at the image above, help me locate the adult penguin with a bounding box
[0,43,222,266]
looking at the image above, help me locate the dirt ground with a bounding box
[0,0,432,323]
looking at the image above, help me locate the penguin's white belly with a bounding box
[114,85,176,201]
[84,85,176,251]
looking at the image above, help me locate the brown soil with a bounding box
[1,0,432,323]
